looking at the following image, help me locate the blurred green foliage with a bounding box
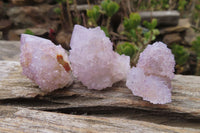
[138,0,169,10]
[87,5,100,26]
[192,36,200,59]
[101,0,119,17]
[192,36,200,75]
[143,19,160,44]
[151,0,169,10]
[116,42,137,58]
[171,44,189,66]
[193,0,200,28]
[122,13,159,45]
[86,0,119,35]
[54,7,61,15]
[123,13,141,31]
[178,0,187,11]
[56,0,73,4]
[100,26,110,37]
[24,29,34,35]
[118,13,160,65]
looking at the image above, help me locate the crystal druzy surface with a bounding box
[69,25,130,90]
[137,42,175,79]
[126,42,175,104]
[20,34,73,92]
[126,67,172,104]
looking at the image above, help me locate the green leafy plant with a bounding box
[86,0,119,35]
[138,0,169,11]
[54,7,61,15]
[122,13,160,65]
[171,44,189,66]
[178,0,187,11]
[116,42,137,58]
[24,29,34,35]
[123,13,159,45]
[193,1,200,28]
[151,0,169,10]
[143,19,160,44]
[123,13,141,31]
[87,5,100,26]
[101,0,119,29]
[101,0,119,17]
[192,36,200,58]
[192,36,200,75]
[101,26,109,37]
[123,13,141,44]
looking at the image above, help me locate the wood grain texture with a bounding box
[0,105,199,133]
[0,41,200,132]
[0,41,20,61]
[0,61,200,118]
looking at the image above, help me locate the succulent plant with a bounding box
[101,0,119,17]
[116,42,137,58]
[87,5,100,26]
[123,13,141,31]
[192,36,200,59]
[192,36,200,75]
[171,44,189,66]
[24,29,34,35]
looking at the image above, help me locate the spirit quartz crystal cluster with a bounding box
[69,25,130,90]
[126,42,175,104]
[20,34,73,92]
[20,25,175,104]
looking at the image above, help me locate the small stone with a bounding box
[184,28,197,46]
[163,33,182,45]
[160,18,191,34]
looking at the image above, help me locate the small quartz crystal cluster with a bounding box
[69,25,130,90]
[126,42,175,104]
[20,34,73,92]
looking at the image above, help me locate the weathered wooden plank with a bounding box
[0,106,199,133]
[0,61,42,99]
[0,41,20,61]
[0,61,200,118]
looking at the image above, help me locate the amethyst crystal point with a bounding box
[20,34,73,92]
[126,42,175,104]
[69,25,130,90]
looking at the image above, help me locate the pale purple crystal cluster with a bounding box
[20,25,175,104]
[126,42,175,104]
[20,34,73,92]
[69,25,130,90]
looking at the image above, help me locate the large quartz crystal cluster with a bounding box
[69,25,130,90]
[20,34,73,92]
[126,42,175,104]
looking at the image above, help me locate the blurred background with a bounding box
[0,0,200,75]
